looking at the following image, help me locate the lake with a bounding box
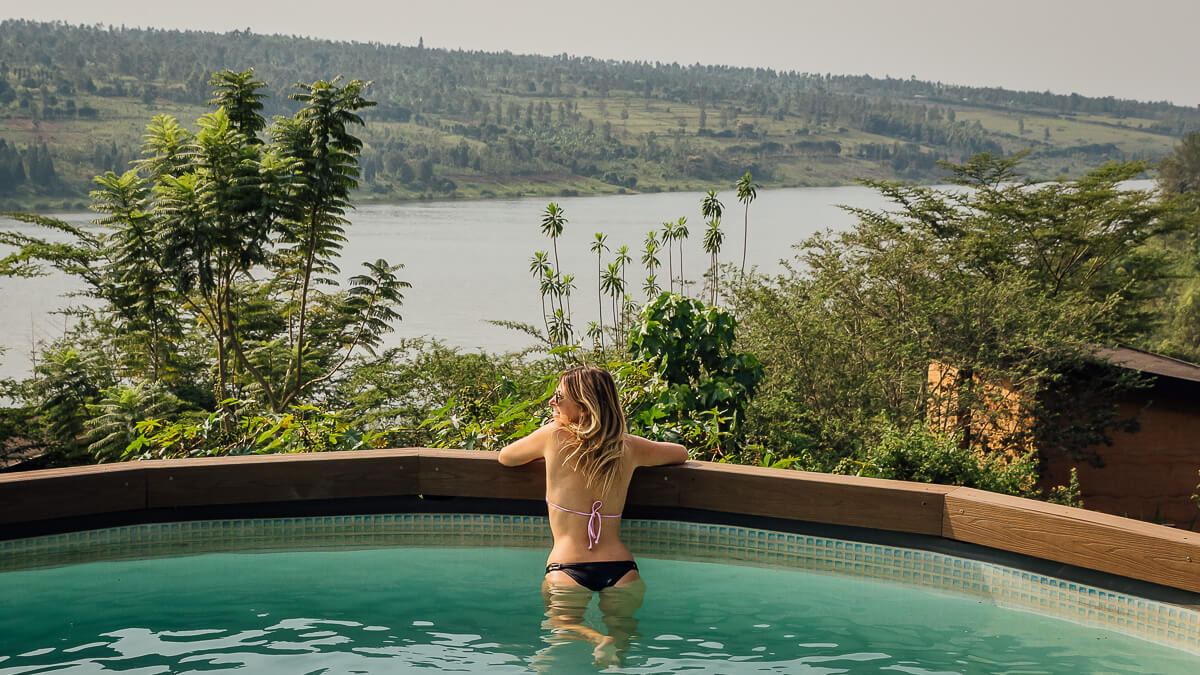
[0,185,895,380]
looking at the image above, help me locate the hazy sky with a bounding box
[10,1,1200,106]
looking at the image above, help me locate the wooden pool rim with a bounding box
[2,449,1197,597]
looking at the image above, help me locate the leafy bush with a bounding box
[125,401,381,460]
[628,293,762,458]
[417,375,554,451]
[850,422,1040,498]
[1046,467,1085,508]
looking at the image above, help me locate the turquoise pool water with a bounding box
[1,545,1198,674]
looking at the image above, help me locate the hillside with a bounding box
[2,19,1198,210]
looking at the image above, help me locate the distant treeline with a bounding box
[2,19,1199,202]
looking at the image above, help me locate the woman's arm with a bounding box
[625,433,689,468]
[497,422,558,466]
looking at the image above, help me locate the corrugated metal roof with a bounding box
[1093,345,1200,384]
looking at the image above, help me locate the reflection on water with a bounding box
[536,577,645,671]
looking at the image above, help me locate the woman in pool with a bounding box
[498,366,687,664]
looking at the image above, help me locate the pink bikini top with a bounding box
[545,495,622,550]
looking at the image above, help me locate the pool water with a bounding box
[1,547,1196,674]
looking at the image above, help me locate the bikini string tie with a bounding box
[586,500,604,550]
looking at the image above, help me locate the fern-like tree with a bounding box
[84,383,180,462]
[208,68,268,140]
[91,169,181,383]
[2,71,409,421]
[270,77,378,410]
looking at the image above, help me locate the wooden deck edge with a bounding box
[942,487,1200,594]
[1,450,1196,594]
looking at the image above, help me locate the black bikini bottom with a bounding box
[545,560,639,591]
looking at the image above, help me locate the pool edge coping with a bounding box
[1,449,1198,597]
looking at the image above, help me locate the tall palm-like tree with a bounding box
[674,216,689,296]
[561,272,576,332]
[541,203,566,276]
[735,172,758,278]
[703,218,725,305]
[701,189,724,224]
[642,275,660,299]
[660,221,675,293]
[700,189,725,304]
[529,250,552,342]
[549,309,572,350]
[600,261,625,346]
[615,245,633,337]
[540,202,568,344]
[586,321,603,353]
[590,232,609,349]
[92,169,178,383]
[642,231,661,299]
[615,245,632,302]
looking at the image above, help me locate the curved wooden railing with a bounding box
[1,449,1197,595]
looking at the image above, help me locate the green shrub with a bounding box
[126,401,380,459]
[1046,467,1085,508]
[628,293,763,458]
[851,422,1040,498]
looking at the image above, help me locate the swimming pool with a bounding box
[2,513,1198,673]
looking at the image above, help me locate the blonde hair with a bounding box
[558,366,627,495]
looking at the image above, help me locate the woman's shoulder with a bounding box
[537,421,575,451]
[498,421,570,466]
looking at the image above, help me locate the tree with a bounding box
[1158,132,1200,195]
[2,72,409,431]
[539,203,570,347]
[601,262,624,347]
[660,221,676,293]
[735,172,758,277]
[641,231,661,299]
[732,153,1171,469]
[615,244,632,333]
[91,169,180,382]
[271,76,379,409]
[701,189,725,305]
[208,68,267,140]
[1146,133,1200,361]
[529,250,553,342]
[84,383,179,462]
[673,216,689,295]
[703,218,725,305]
[590,232,608,349]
